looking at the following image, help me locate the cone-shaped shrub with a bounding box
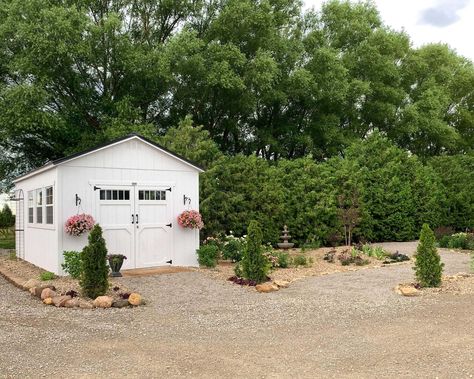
[241,220,269,283]
[80,224,109,298]
[414,224,444,287]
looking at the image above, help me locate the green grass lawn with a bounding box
[0,228,15,249]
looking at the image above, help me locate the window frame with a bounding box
[27,185,55,229]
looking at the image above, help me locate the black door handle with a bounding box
[131,214,134,224]
[136,214,139,224]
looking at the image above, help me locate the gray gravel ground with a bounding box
[1,242,473,379]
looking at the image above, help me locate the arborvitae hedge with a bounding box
[200,134,472,245]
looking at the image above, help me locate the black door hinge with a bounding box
[166,223,172,228]
[166,259,172,264]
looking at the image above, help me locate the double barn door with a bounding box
[95,184,174,270]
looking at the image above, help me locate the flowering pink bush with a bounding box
[64,214,95,236]
[177,210,204,230]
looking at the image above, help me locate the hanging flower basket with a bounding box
[177,210,204,230]
[64,214,95,236]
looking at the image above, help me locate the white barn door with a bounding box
[135,187,174,267]
[95,184,174,269]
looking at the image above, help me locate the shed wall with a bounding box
[14,169,59,273]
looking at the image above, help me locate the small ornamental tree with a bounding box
[80,224,109,298]
[241,220,269,284]
[414,224,444,287]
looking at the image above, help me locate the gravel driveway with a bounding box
[1,242,473,378]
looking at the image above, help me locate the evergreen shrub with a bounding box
[80,224,109,298]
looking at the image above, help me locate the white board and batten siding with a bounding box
[14,135,202,275]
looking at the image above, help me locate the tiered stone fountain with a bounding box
[277,225,294,249]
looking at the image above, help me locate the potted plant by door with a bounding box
[107,254,127,277]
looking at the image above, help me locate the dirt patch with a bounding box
[195,246,405,285]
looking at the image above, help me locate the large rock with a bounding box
[128,293,142,306]
[43,297,53,305]
[41,288,57,300]
[30,285,56,298]
[112,299,130,308]
[396,285,420,297]
[255,283,279,293]
[273,280,290,289]
[52,295,72,307]
[23,279,41,290]
[64,298,79,308]
[93,296,113,308]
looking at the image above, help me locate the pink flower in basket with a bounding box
[64,214,95,236]
[177,210,204,230]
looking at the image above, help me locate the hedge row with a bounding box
[200,133,474,245]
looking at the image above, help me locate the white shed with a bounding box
[13,134,203,275]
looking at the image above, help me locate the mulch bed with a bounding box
[0,251,136,306]
[196,246,410,286]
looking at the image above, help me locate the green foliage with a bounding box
[361,245,387,260]
[429,155,474,231]
[241,221,269,283]
[201,134,448,245]
[196,244,220,268]
[0,227,15,249]
[0,205,15,228]
[292,254,308,267]
[439,233,474,250]
[414,224,444,288]
[39,271,55,281]
[80,224,109,298]
[222,236,245,262]
[8,251,16,260]
[1,0,473,191]
[61,251,82,279]
[276,252,290,268]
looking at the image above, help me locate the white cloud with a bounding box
[303,0,474,61]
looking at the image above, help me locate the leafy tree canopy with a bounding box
[1,0,473,189]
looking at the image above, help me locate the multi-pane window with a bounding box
[99,189,130,201]
[28,191,34,223]
[45,186,53,224]
[36,189,43,224]
[138,190,166,201]
[27,186,54,226]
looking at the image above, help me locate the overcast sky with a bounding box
[304,0,474,61]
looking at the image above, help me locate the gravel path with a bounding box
[1,242,473,378]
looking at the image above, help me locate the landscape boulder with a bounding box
[52,295,72,307]
[30,285,56,298]
[93,296,113,308]
[41,288,57,300]
[396,285,420,297]
[128,293,142,306]
[43,297,53,305]
[255,283,279,293]
[64,298,79,308]
[112,299,130,308]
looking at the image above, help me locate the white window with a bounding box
[36,188,43,223]
[28,191,34,223]
[45,186,53,224]
[138,190,166,201]
[99,189,130,201]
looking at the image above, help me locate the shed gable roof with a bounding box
[14,134,204,183]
